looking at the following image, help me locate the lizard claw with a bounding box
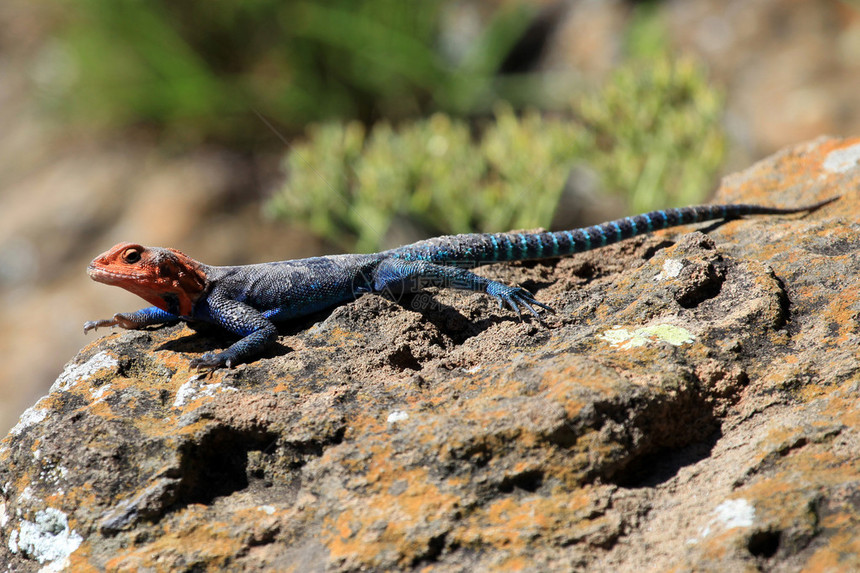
[487,284,555,319]
[83,318,119,334]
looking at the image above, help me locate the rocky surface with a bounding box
[1,137,858,571]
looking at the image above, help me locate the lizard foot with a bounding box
[83,318,119,334]
[84,311,170,333]
[189,352,234,371]
[486,284,555,319]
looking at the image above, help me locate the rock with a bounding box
[2,137,859,571]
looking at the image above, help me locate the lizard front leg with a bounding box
[190,291,278,370]
[373,258,554,318]
[84,306,179,333]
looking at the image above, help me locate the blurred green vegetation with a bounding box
[52,0,726,248]
[267,108,588,252]
[587,2,726,213]
[268,55,725,251]
[578,55,725,214]
[50,0,537,140]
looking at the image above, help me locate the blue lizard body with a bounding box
[84,198,837,369]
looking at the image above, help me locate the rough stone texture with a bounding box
[2,137,859,571]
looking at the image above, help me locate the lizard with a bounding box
[84,196,838,370]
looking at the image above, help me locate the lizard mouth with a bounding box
[87,264,137,283]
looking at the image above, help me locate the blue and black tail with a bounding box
[388,197,839,265]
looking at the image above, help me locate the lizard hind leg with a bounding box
[373,257,555,318]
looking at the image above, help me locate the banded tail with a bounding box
[388,197,839,265]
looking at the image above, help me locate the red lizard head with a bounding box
[87,243,208,316]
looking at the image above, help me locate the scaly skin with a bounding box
[84,197,838,370]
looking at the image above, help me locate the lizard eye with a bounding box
[121,247,142,264]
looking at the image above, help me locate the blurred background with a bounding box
[1,0,858,434]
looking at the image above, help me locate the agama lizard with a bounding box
[84,197,837,369]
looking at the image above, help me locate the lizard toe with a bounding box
[487,284,553,319]
[508,288,554,318]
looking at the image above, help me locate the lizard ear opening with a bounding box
[121,247,142,264]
